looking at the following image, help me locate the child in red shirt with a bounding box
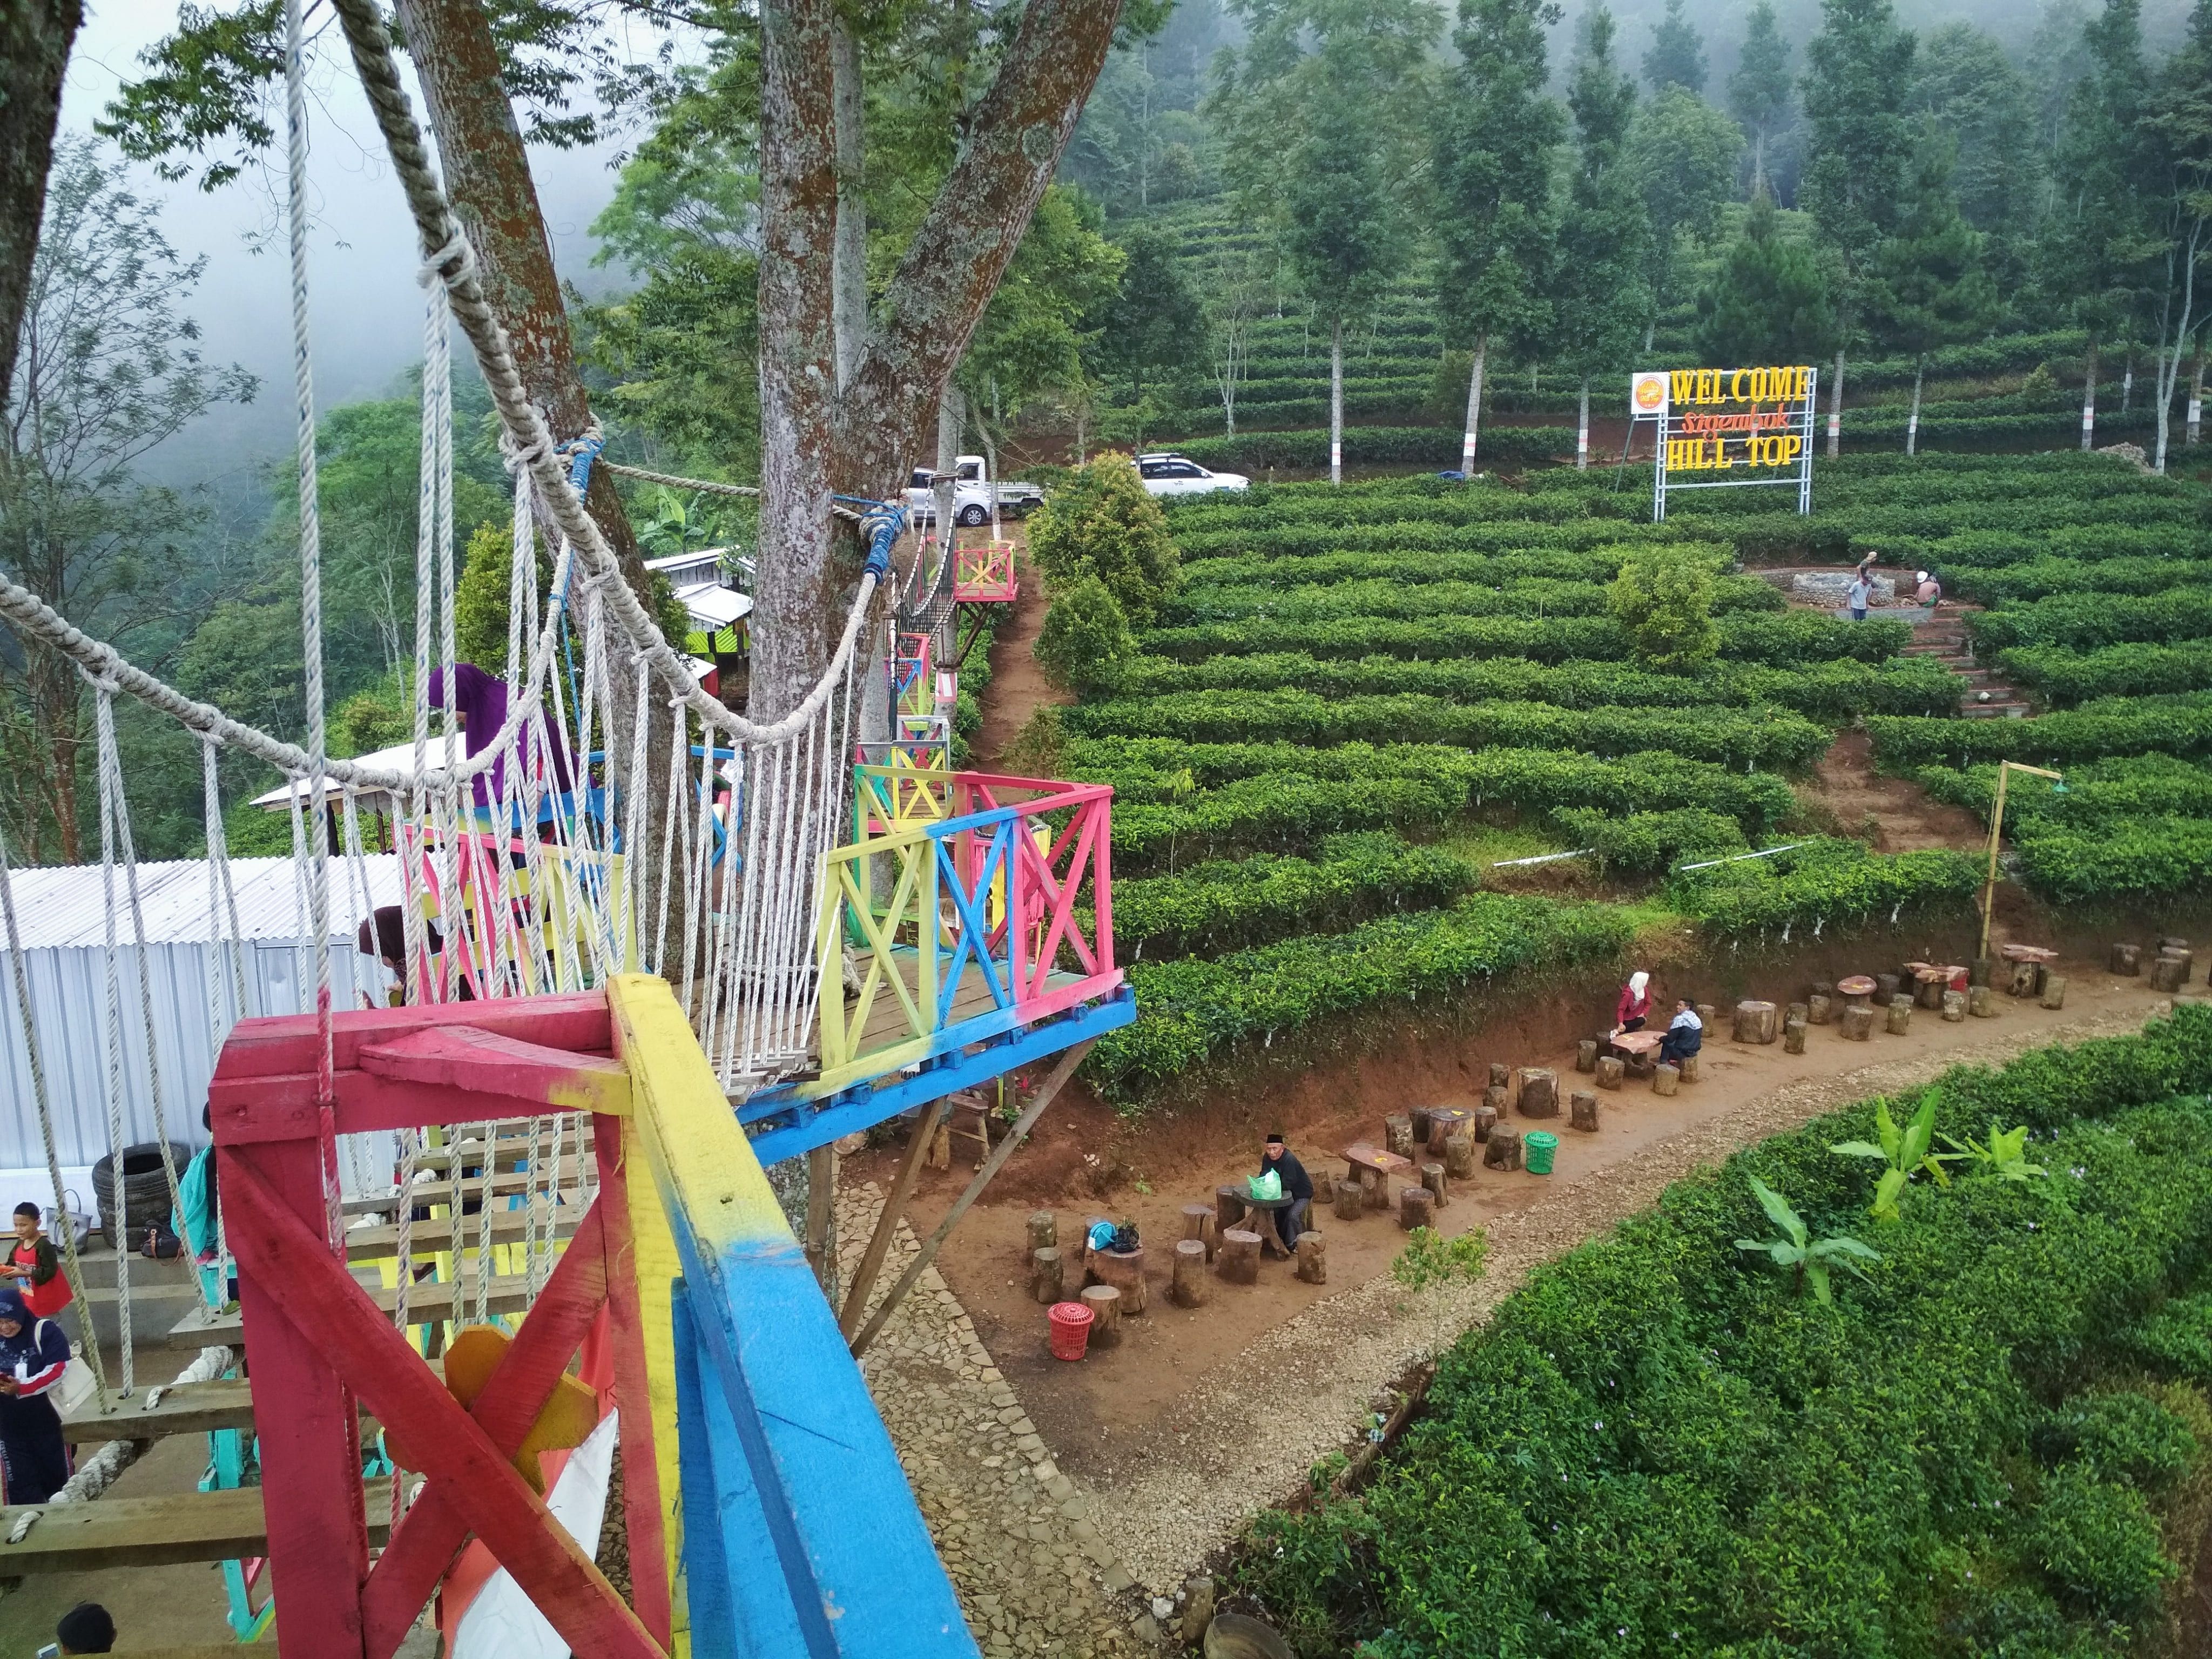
[5,1203,72,1321]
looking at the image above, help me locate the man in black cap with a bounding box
[1260,1134,1313,1247]
[56,1601,116,1653]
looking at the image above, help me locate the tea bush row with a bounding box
[1141,610,1907,667]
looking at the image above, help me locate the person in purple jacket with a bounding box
[0,1285,73,1503]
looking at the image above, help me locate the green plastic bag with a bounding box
[1248,1169,1283,1202]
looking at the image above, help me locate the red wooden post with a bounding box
[596,1125,673,1647]
[229,1137,374,1659]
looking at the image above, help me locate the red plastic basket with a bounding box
[1047,1300,1095,1361]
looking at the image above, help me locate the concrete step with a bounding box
[1962,702,2033,719]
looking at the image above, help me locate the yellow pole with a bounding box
[1979,759,2063,961]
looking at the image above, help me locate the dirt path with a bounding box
[1797,727,1987,850]
[878,956,2206,1596]
[972,542,1064,770]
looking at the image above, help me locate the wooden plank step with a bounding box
[60,1378,258,1442]
[170,1271,543,1341]
[343,1166,590,1217]
[0,1480,391,1575]
[341,1201,587,1256]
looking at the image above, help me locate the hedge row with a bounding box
[1141,610,1910,668]
[1106,832,1478,959]
[1552,806,1748,873]
[1167,424,1575,471]
[2000,642,2212,706]
[1115,651,1962,722]
[1665,838,1983,935]
[1088,892,1636,1100]
[1160,571,1779,626]
[1869,697,2212,767]
[1173,517,1682,563]
[1949,556,2212,604]
[1965,588,2212,652]
[1067,690,1835,771]
[1176,544,1658,587]
[1912,754,2212,828]
[1108,770,1465,871]
[1236,1008,2212,1656]
[2016,816,2212,906]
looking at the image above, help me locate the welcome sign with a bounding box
[1633,365,1818,521]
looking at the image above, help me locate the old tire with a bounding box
[92,1141,190,1244]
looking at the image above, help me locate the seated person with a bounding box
[1612,971,1651,1037]
[1914,569,1942,607]
[1258,1134,1313,1247]
[1659,997,1704,1065]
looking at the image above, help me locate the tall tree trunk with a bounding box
[2121,352,2133,412]
[1906,358,1923,457]
[1460,332,1487,474]
[2081,338,2099,450]
[1576,379,1590,470]
[0,0,79,404]
[933,382,963,554]
[2190,343,2204,446]
[1826,349,1845,458]
[830,21,868,394]
[1329,316,1343,486]
[1751,131,1766,198]
[2154,237,2199,478]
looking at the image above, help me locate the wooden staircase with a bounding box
[1901,602,2032,719]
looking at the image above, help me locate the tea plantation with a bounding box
[1061,450,2212,1102]
[1233,1005,2212,1658]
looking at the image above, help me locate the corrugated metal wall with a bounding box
[0,936,378,1170]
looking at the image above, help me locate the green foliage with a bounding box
[1551,806,1746,872]
[1230,1008,2212,1654]
[1941,1121,2051,1185]
[1091,224,1202,406]
[1800,0,1919,324]
[1667,838,1982,935]
[1727,2,1794,190]
[1026,454,1179,625]
[1865,133,2001,393]
[1869,696,2212,768]
[1640,0,1708,94]
[1734,1175,1881,1301]
[1034,577,1136,696]
[1607,549,1721,672]
[1391,1224,1492,1294]
[1549,10,1648,385]
[2014,816,2212,906]
[1634,87,1742,325]
[1694,190,1842,366]
[1829,1094,1954,1222]
[2120,1292,2212,1383]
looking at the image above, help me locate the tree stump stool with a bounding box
[1884,1000,1912,1036]
[1807,993,1834,1026]
[1218,1230,1261,1286]
[1841,1003,1876,1040]
[1410,1107,1434,1145]
[1596,1055,1626,1089]
[1783,1019,1806,1055]
[1333,1175,1365,1222]
[1786,1000,1809,1028]
[1652,1062,1680,1096]
[1216,1185,1247,1238]
[1426,1108,1473,1149]
[1484,1127,1524,1171]
[1361,1166,1390,1212]
[2162,948,2194,984]
[1443,1130,1477,1180]
[1516,1068,1559,1118]
[1680,1053,1701,1083]
[1942,989,1966,1022]
[1968,984,1998,1016]
[1810,980,1835,1004]
[1734,1000,1780,1043]
[1170,1239,1208,1307]
[1026,1211,1056,1264]
[1030,1247,1065,1305]
[2159,935,2191,953]
[2040,974,2068,1010]
[1471,1104,1498,1142]
[1489,1061,1510,1089]
[2152,953,2188,992]
[2007,961,2038,997]
[1399,1184,1434,1231]
[1080,1284,1122,1345]
[1874,972,1901,1006]
[1090,1246,1147,1314]
[1696,1003,1718,1031]
[1294,1230,1327,1285]
[1570,1091,1600,1132]
[1483,1083,1509,1117]
[1182,1203,1217,1262]
[1837,975,1877,1008]
[2110,943,2142,975]
[1384,1112,1415,1158]
[1576,1038,1598,1073]
[1420,1162,1448,1206]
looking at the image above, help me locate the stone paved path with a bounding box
[841,1183,1152,1657]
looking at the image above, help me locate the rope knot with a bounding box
[555,422,607,495]
[417,230,475,292]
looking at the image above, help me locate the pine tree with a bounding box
[1433,0,1566,473]
[1635,86,1743,351]
[1694,189,1838,365]
[1641,0,1707,96]
[1727,2,1793,198]
[1867,134,2000,454]
[1799,0,1917,456]
[2144,0,2212,470]
[2035,0,2154,451]
[1549,7,1648,469]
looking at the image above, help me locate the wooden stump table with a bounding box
[1341,1142,1414,1215]
[1234,1192,1299,1259]
[1426,1107,1475,1148]
[1836,975,1878,1010]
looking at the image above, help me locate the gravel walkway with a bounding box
[1084,1002,2176,1594]
[843,1183,1154,1655]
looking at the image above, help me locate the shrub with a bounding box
[1608,549,1724,672]
[1667,838,1983,936]
[1033,576,1135,695]
[1553,807,1748,873]
[2028,1466,2177,1618]
[1027,453,1179,623]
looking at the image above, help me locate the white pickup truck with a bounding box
[905,454,1045,526]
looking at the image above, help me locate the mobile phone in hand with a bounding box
[38,1643,61,1658]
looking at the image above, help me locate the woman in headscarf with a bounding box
[356,906,470,1005]
[426,663,575,814]
[1613,970,1652,1037]
[0,1285,73,1503]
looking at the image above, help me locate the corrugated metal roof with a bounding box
[5,855,403,948]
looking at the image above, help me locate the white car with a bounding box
[1135,453,1250,497]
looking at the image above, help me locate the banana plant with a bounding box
[1940,1121,2050,1183]
[1735,1177,1881,1305]
[1830,1094,1959,1222]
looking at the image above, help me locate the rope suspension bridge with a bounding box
[0,0,1129,1648]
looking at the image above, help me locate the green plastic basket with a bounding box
[1524,1130,1559,1175]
